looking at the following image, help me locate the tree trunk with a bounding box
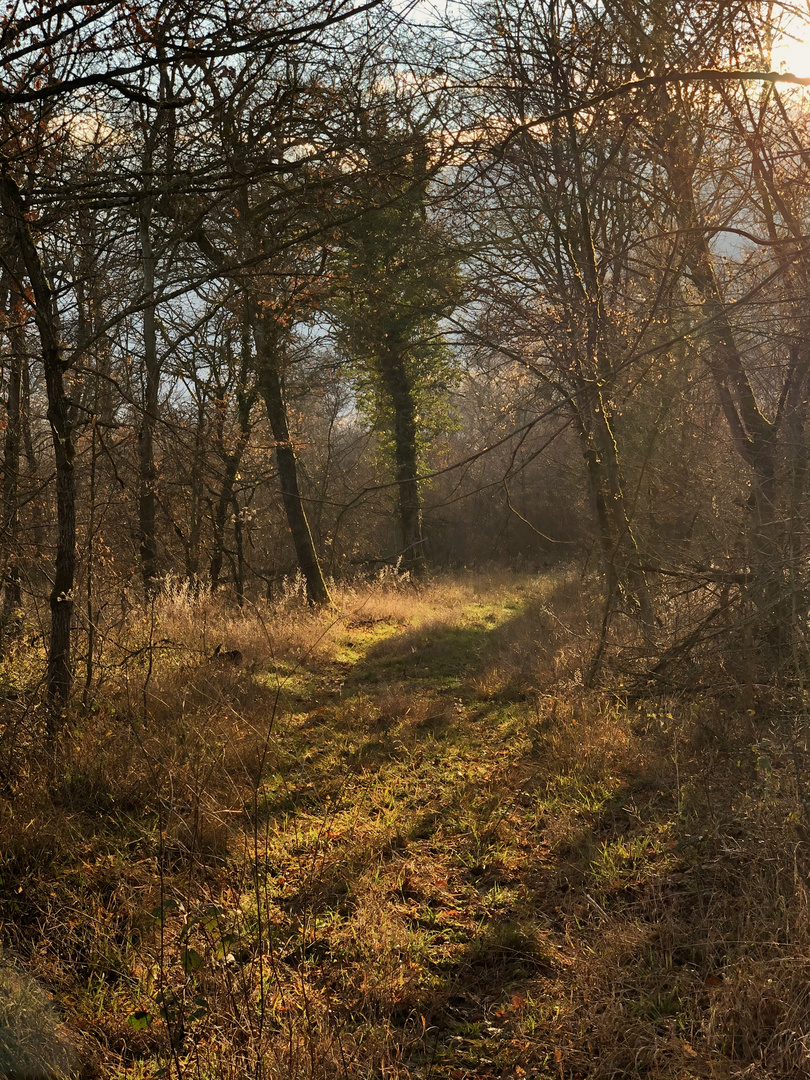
[83,417,97,706]
[210,446,248,591]
[0,269,24,650]
[574,408,620,600]
[0,162,76,703]
[211,318,254,592]
[21,352,45,562]
[251,315,330,605]
[668,153,786,645]
[380,344,426,574]
[233,493,246,607]
[138,199,160,596]
[591,389,654,629]
[566,336,653,633]
[184,401,205,583]
[190,228,329,605]
[558,107,654,633]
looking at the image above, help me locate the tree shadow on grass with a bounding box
[253,578,773,1076]
[344,572,593,698]
[345,621,498,691]
[261,672,778,1078]
[269,720,713,1076]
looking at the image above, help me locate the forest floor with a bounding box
[0,570,809,1079]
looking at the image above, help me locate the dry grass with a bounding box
[0,569,808,1078]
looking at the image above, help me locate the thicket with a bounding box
[4,0,810,1076]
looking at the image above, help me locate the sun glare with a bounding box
[772,23,810,78]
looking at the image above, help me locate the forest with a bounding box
[3,0,810,1077]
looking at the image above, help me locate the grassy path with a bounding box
[229,576,795,1080]
[0,573,807,1078]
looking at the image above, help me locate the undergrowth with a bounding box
[0,568,808,1078]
